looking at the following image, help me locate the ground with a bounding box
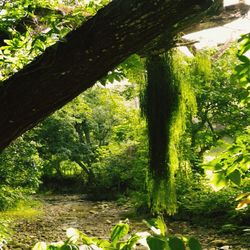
[3,195,250,249]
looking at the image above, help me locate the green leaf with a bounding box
[144,217,167,235]
[146,236,168,250]
[60,245,75,250]
[81,233,94,245]
[188,237,202,250]
[211,172,227,191]
[120,235,140,250]
[32,242,47,250]
[236,192,250,201]
[168,237,185,250]
[110,223,129,246]
[94,238,110,248]
[237,54,250,64]
[227,169,241,186]
[66,228,80,243]
[3,39,13,46]
[155,217,167,236]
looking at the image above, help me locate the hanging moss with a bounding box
[141,50,196,215]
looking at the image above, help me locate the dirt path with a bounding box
[4,195,250,250]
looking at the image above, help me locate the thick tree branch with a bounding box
[141,2,250,55]
[0,0,219,150]
[184,2,250,34]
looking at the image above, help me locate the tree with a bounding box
[0,0,224,150]
[188,48,249,171]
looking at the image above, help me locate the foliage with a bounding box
[32,217,202,250]
[236,192,250,210]
[141,50,196,215]
[0,0,109,81]
[0,135,42,210]
[204,129,250,191]
[235,33,250,94]
[183,45,250,175]
[0,186,26,211]
[0,136,42,190]
[33,85,145,196]
[0,218,10,243]
[176,172,250,227]
[145,217,202,250]
[141,53,179,215]
[0,0,249,222]
[0,198,42,243]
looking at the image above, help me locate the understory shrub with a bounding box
[175,176,249,226]
[0,186,26,211]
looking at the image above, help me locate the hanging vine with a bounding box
[141,50,196,215]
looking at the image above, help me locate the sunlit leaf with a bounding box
[144,217,167,236]
[66,228,80,243]
[110,223,129,246]
[32,242,47,250]
[236,197,250,210]
[235,192,250,201]
[211,172,227,191]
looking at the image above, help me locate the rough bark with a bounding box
[0,0,218,150]
[140,2,250,55]
[184,2,250,34]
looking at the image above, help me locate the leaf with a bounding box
[236,197,250,210]
[168,237,185,250]
[93,238,110,248]
[66,228,80,243]
[32,242,47,250]
[155,216,167,236]
[81,233,94,245]
[237,54,250,64]
[187,237,202,250]
[60,245,76,250]
[120,235,140,250]
[235,192,250,201]
[144,217,167,235]
[227,169,241,186]
[3,39,13,46]
[211,172,227,191]
[146,236,168,250]
[110,223,129,246]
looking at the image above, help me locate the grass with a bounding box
[0,198,43,242]
[1,198,43,218]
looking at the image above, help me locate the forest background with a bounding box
[0,0,249,248]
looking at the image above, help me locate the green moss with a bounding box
[142,50,196,215]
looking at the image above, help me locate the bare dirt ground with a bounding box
[4,195,249,250]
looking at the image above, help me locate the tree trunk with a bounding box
[75,160,95,186]
[0,0,219,150]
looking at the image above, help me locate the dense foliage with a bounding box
[0,0,249,247]
[31,217,202,250]
[0,0,109,81]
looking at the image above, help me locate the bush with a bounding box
[31,218,202,250]
[175,176,249,226]
[0,186,26,211]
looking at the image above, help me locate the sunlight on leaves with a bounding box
[66,228,80,243]
[32,242,47,250]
